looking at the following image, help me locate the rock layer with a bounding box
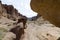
[24,16,60,40]
[30,0,60,27]
[0,1,27,40]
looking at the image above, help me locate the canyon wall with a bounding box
[30,0,60,27]
[0,0,60,40]
[0,1,27,40]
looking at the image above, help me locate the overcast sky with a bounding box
[1,0,37,18]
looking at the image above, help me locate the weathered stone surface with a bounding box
[2,32,16,40]
[24,17,60,40]
[1,0,60,40]
[30,0,60,27]
[0,1,27,40]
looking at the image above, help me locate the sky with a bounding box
[1,0,37,18]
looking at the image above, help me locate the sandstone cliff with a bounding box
[25,16,60,40]
[0,0,60,40]
[0,1,27,40]
[30,0,60,27]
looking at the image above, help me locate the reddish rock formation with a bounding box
[30,0,60,27]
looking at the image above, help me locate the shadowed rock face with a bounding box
[10,26,24,40]
[10,18,27,40]
[30,0,60,27]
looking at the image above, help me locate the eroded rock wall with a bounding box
[24,16,60,40]
[0,1,27,40]
[30,0,60,27]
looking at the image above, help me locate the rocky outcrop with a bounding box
[30,0,60,27]
[24,16,60,40]
[0,1,27,40]
[1,0,60,40]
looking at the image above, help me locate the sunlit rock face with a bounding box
[30,0,60,27]
[24,16,60,40]
[0,1,27,30]
[0,1,27,40]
